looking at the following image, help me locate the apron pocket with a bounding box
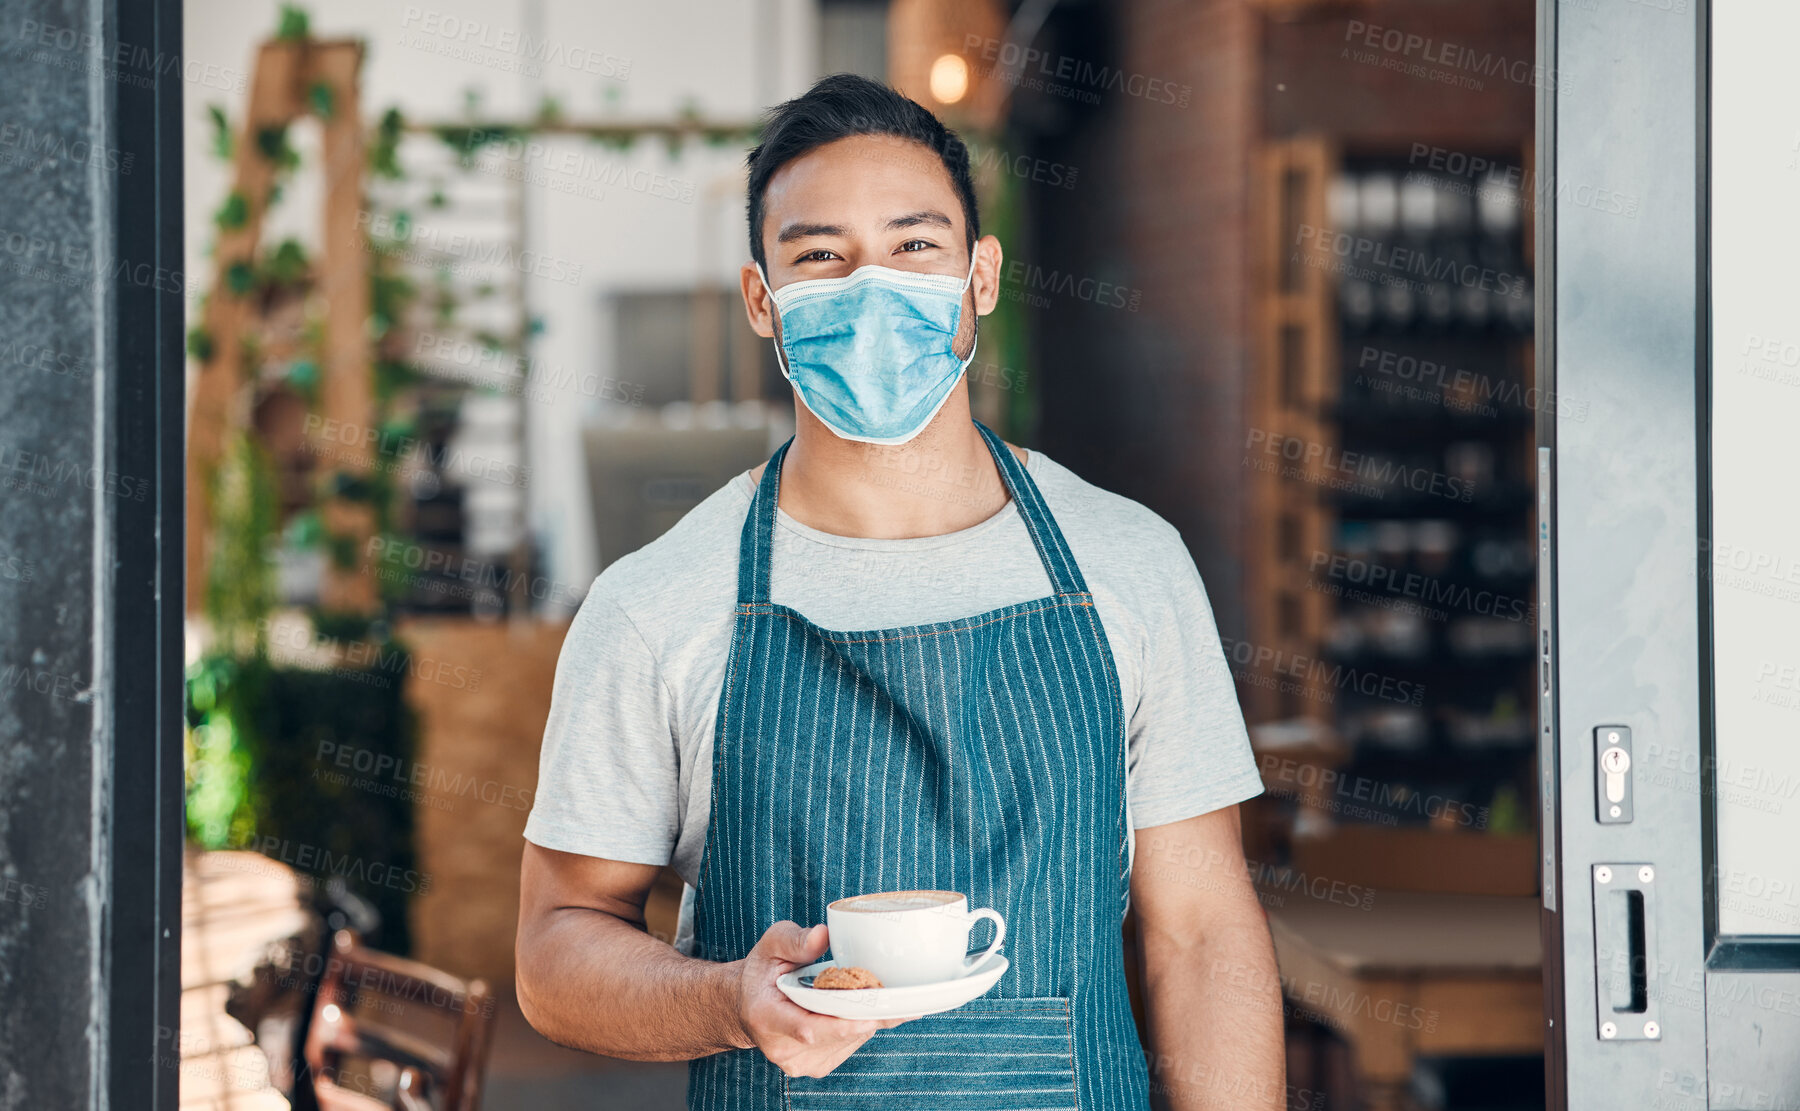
[785,996,1077,1110]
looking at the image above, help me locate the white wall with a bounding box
[183,0,822,609]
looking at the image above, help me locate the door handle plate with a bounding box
[1592,862,1661,1041]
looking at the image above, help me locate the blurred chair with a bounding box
[302,930,494,1111]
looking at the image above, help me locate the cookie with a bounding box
[813,965,883,990]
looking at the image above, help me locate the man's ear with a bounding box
[740,262,776,339]
[970,234,1003,316]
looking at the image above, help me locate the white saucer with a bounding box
[776,953,1008,1020]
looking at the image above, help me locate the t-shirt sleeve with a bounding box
[522,580,681,865]
[1125,526,1265,829]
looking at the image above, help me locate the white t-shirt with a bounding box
[524,448,1263,899]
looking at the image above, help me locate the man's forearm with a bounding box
[517,907,748,1061]
[1139,916,1286,1111]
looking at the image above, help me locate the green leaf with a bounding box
[214,190,249,230]
[207,104,234,160]
[286,509,323,548]
[255,126,300,172]
[186,326,215,364]
[275,4,310,41]
[370,107,406,179]
[307,80,336,121]
[225,260,256,295]
[285,358,319,395]
[263,238,310,286]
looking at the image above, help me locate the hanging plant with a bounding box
[207,104,234,160]
[205,434,281,651]
[434,123,529,169]
[275,3,311,42]
[370,107,406,180]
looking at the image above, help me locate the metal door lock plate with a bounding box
[1595,726,1634,824]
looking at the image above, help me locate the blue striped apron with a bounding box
[689,420,1151,1110]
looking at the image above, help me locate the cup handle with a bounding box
[961,908,1006,972]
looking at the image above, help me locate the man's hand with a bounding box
[736,921,913,1078]
[1132,807,1285,1110]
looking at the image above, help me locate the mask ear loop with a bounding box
[755,262,794,380]
[958,247,980,369]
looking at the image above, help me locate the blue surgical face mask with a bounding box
[757,254,978,446]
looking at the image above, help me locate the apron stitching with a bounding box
[741,599,1093,644]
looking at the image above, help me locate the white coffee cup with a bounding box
[824,890,1006,988]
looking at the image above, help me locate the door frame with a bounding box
[1536,0,1713,1107]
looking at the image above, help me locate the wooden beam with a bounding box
[312,40,377,614]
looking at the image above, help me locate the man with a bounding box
[516,74,1285,1110]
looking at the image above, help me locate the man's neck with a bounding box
[765,407,1022,541]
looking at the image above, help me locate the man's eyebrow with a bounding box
[776,221,847,243]
[886,210,954,232]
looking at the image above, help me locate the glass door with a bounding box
[1541,1,1800,1106]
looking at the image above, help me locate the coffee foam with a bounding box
[834,890,960,912]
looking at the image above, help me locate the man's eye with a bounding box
[896,239,936,253]
[798,249,839,263]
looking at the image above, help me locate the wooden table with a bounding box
[1265,891,1544,1111]
[179,849,313,1111]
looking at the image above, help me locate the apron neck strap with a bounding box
[738,420,1089,605]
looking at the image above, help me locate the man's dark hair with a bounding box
[746,73,980,270]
